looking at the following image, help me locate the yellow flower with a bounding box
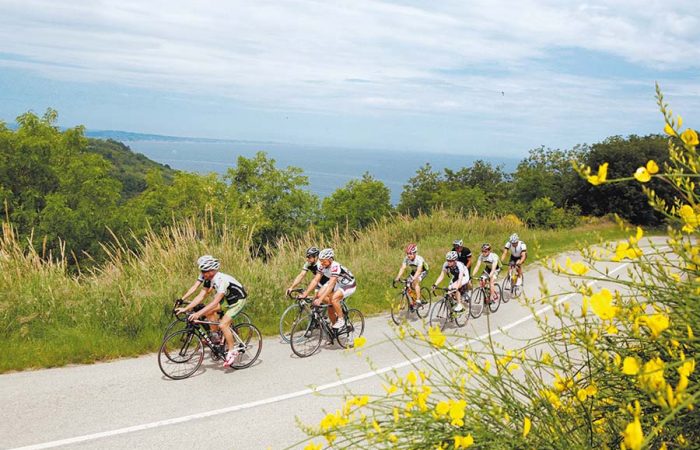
[664,122,677,136]
[454,434,474,448]
[681,128,699,147]
[384,383,397,395]
[646,160,659,174]
[372,420,382,433]
[688,325,694,339]
[679,205,699,232]
[606,324,619,335]
[353,336,366,348]
[589,289,618,320]
[449,400,467,426]
[406,370,418,386]
[634,167,651,183]
[639,357,667,392]
[585,384,598,397]
[389,434,398,443]
[613,242,643,261]
[577,389,589,402]
[428,325,446,348]
[541,352,553,365]
[304,441,322,450]
[623,357,641,375]
[393,407,400,423]
[523,417,532,438]
[678,359,695,378]
[641,313,670,338]
[566,257,589,276]
[587,162,609,186]
[435,401,450,416]
[621,417,643,450]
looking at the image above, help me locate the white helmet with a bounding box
[453,239,463,247]
[509,233,519,243]
[319,248,335,260]
[197,255,220,272]
[446,251,459,261]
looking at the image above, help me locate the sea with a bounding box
[126,140,520,204]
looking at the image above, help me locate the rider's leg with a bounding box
[220,314,234,351]
[411,276,421,303]
[207,304,222,333]
[330,289,344,323]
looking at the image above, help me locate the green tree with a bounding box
[321,172,392,231]
[398,164,441,216]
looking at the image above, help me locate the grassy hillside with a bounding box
[0,211,627,372]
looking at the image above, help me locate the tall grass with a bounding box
[0,210,624,372]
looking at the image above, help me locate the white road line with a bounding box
[11,261,632,450]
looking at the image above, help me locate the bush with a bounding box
[523,197,580,229]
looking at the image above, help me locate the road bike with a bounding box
[163,299,250,342]
[289,301,365,358]
[429,287,469,331]
[502,261,524,300]
[158,312,262,380]
[472,273,503,314]
[390,278,432,325]
[278,288,313,343]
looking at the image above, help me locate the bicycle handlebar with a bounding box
[287,288,304,299]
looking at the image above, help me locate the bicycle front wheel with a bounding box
[512,273,524,298]
[488,284,502,313]
[162,318,185,342]
[415,287,432,319]
[158,330,204,380]
[502,275,513,303]
[228,323,262,370]
[337,308,365,348]
[279,303,304,343]
[429,299,449,331]
[290,314,323,358]
[470,289,485,319]
[390,293,409,325]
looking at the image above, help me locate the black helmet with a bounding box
[306,246,320,257]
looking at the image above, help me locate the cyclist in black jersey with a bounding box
[452,239,473,289]
[286,247,330,298]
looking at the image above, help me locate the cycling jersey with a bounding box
[210,272,247,306]
[479,252,500,273]
[504,241,527,258]
[441,261,469,283]
[321,261,356,288]
[303,261,330,286]
[403,254,429,274]
[196,274,212,289]
[452,247,472,266]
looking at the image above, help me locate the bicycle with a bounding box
[289,301,365,358]
[502,261,524,301]
[158,312,262,380]
[163,299,250,342]
[429,287,469,331]
[472,273,502,314]
[278,288,313,344]
[390,278,432,325]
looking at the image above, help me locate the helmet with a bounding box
[509,233,519,243]
[197,255,220,272]
[306,246,320,257]
[453,239,463,247]
[319,248,335,260]
[446,251,459,261]
[481,243,491,252]
[405,243,418,254]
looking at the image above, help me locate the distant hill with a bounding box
[85,138,176,199]
[84,129,273,145]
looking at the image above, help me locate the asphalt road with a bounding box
[0,239,660,450]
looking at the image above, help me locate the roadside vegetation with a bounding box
[299,88,699,449]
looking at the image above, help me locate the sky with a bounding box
[0,0,699,157]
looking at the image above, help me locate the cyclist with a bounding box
[452,239,473,288]
[393,243,429,306]
[286,247,330,298]
[432,251,469,312]
[500,233,527,283]
[176,255,248,368]
[472,243,501,301]
[300,248,356,330]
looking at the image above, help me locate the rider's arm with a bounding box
[471,260,481,278]
[181,280,203,300]
[395,263,407,281]
[315,275,337,305]
[287,270,307,294]
[180,288,210,312]
[433,270,445,288]
[301,272,323,298]
[500,249,508,263]
[193,292,224,319]
[518,250,527,265]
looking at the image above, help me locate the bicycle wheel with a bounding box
[502,275,513,303]
[512,273,524,298]
[390,293,410,325]
[162,318,185,341]
[488,284,502,313]
[233,312,251,326]
[469,289,484,319]
[290,313,323,358]
[158,330,204,380]
[227,323,262,370]
[429,299,450,331]
[337,308,365,348]
[415,287,432,319]
[279,303,304,343]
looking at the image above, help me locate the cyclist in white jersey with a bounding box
[394,243,429,306]
[286,247,330,299]
[500,233,527,281]
[177,255,248,367]
[432,251,469,312]
[472,243,501,301]
[301,248,356,329]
